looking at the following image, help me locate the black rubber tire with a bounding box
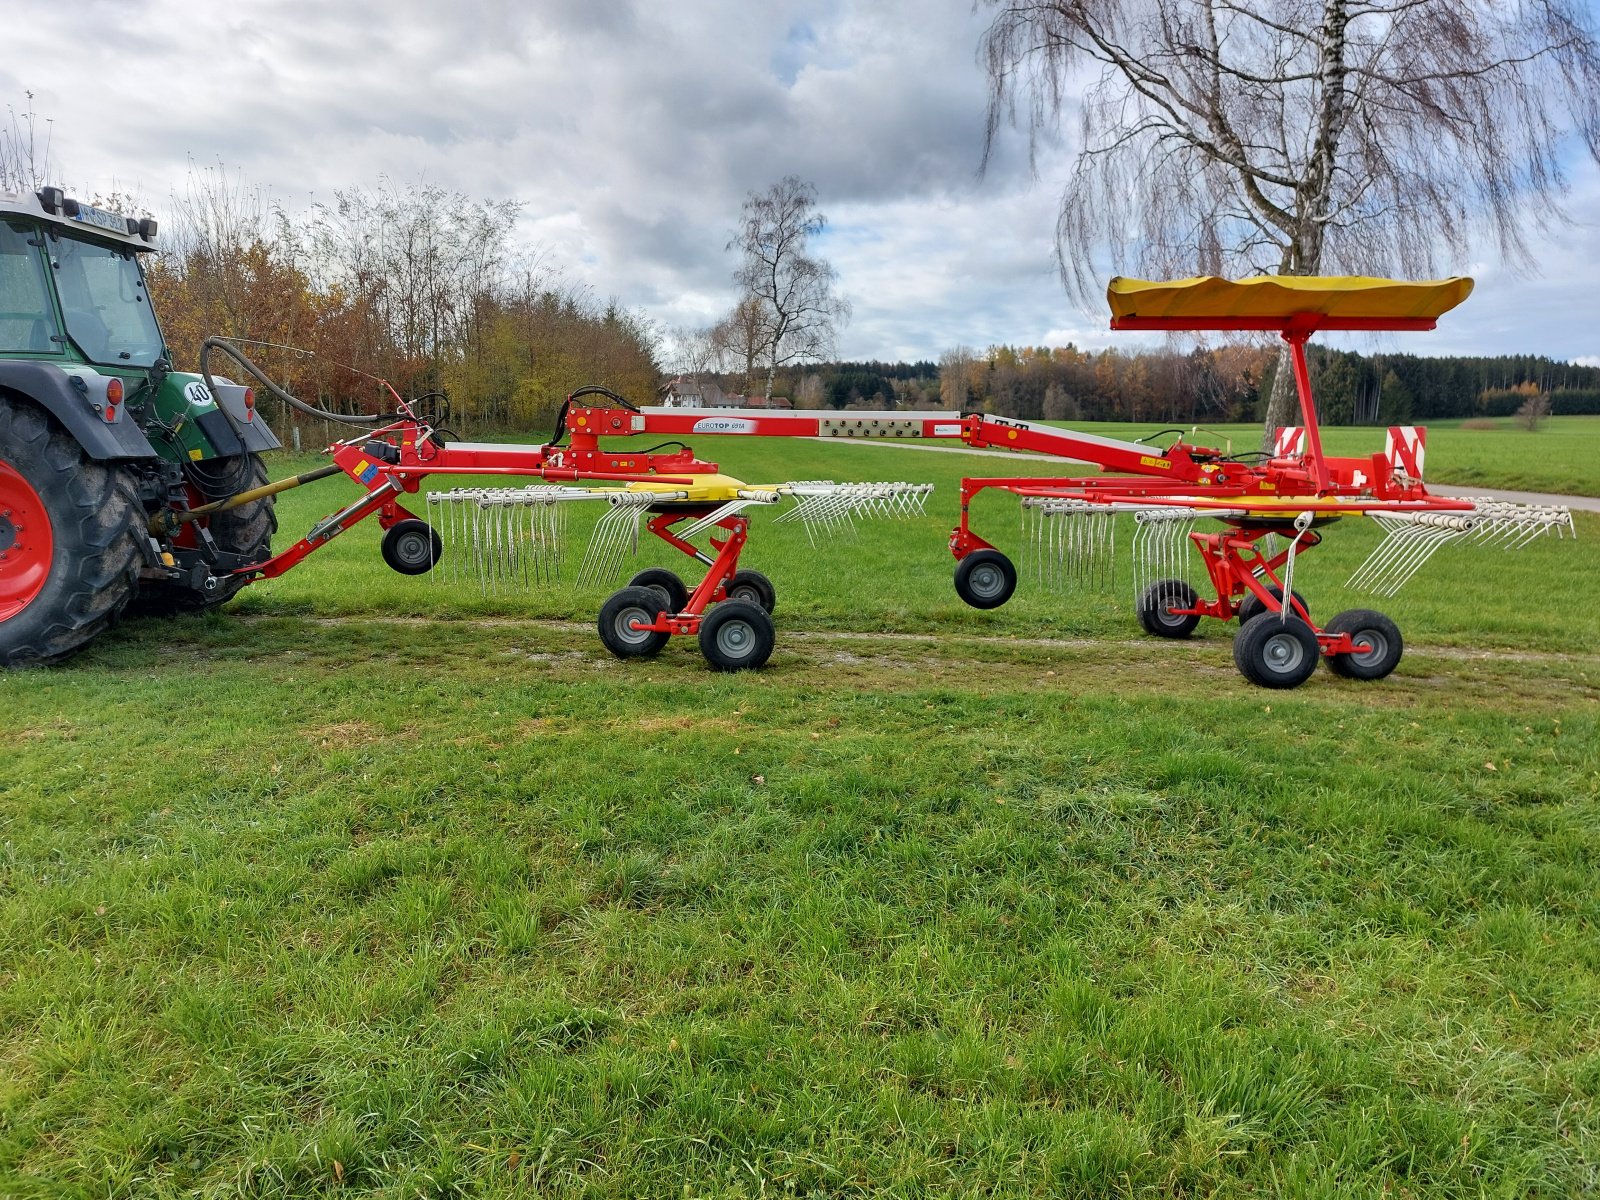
[628,567,689,613]
[0,396,142,666]
[597,585,671,658]
[1136,578,1201,638]
[953,549,1017,610]
[1323,608,1404,681]
[381,519,442,575]
[725,568,776,613]
[698,600,775,672]
[132,452,277,613]
[1232,613,1322,689]
[1237,584,1309,627]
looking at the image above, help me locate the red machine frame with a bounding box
[210,291,1485,678]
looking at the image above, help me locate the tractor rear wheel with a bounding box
[0,397,142,666]
[133,453,277,613]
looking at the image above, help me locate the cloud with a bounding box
[6,0,1599,366]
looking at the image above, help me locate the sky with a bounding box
[5,0,1598,367]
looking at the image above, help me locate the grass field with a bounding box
[2,425,1598,1197]
[1054,416,1600,499]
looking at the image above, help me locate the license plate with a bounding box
[72,203,128,234]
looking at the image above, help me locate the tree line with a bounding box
[143,173,659,439]
[724,343,1600,427]
[131,167,1598,435]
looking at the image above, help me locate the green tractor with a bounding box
[0,186,281,666]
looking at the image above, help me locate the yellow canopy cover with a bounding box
[1107,275,1474,323]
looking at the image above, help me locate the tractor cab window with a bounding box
[0,221,59,354]
[50,234,164,367]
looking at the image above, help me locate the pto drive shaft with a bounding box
[153,464,344,534]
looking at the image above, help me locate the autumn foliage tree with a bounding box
[145,171,659,436]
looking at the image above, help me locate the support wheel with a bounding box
[698,600,775,672]
[953,549,1016,610]
[381,519,442,575]
[725,568,776,613]
[1136,578,1200,638]
[628,567,689,613]
[1237,584,1309,626]
[597,586,671,658]
[1232,614,1321,689]
[1323,609,1403,681]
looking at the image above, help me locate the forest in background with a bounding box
[735,344,1600,427]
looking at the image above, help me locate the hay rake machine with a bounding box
[469,277,1565,687]
[929,275,1578,687]
[225,386,935,671]
[190,275,1569,685]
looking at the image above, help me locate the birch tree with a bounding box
[730,176,851,400]
[979,0,1600,440]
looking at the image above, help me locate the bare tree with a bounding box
[979,0,1600,441]
[730,176,851,400]
[1516,391,1552,430]
[939,345,979,409]
[668,323,727,383]
[710,295,770,397]
[0,93,53,191]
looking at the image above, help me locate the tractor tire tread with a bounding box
[0,397,142,667]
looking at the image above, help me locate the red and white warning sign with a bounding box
[1385,425,1426,478]
[1273,426,1306,457]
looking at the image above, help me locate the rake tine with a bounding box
[1348,511,1475,596]
[426,484,613,591]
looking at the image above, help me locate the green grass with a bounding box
[2,432,1598,1197]
[1053,415,1600,498]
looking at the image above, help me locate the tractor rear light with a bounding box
[243,388,255,420]
[101,378,122,423]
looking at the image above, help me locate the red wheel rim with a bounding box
[0,461,54,622]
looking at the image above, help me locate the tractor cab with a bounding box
[0,187,281,666]
[1,188,164,370]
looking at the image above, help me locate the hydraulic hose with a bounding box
[199,338,386,428]
[547,385,639,447]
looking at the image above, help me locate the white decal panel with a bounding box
[692,417,757,434]
[933,423,962,437]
